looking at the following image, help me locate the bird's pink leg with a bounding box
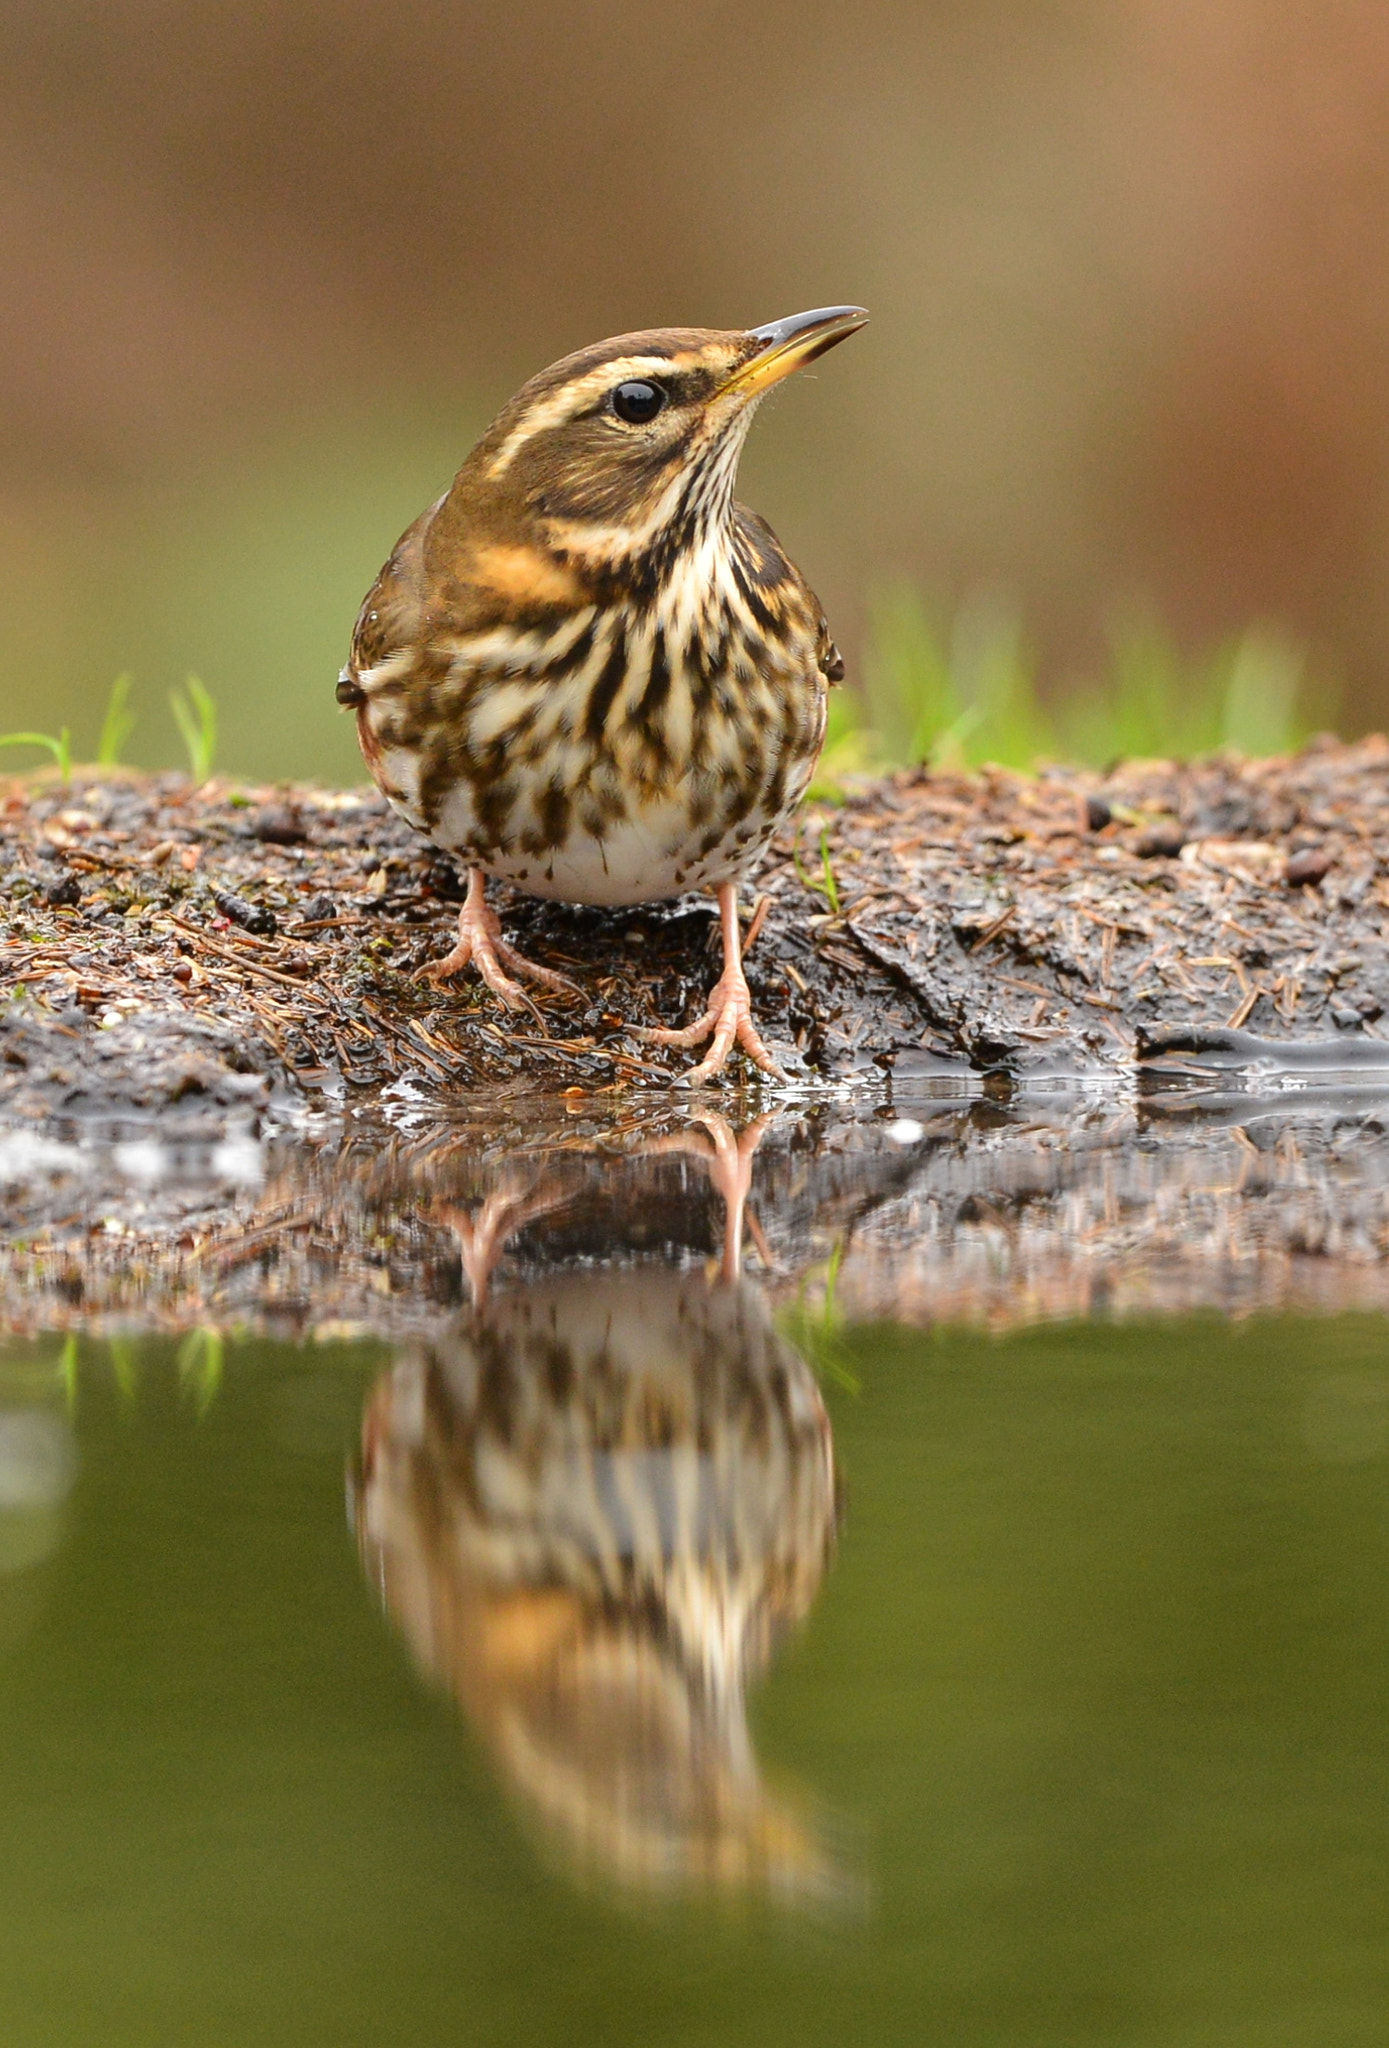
[637,882,784,1085]
[424,867,578,1006]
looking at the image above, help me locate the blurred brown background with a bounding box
[4,0,1389,778]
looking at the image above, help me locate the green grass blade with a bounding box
[97,673,137,767]
[0,730,71,780]
[169,674,217,782]
[818,827,841,914]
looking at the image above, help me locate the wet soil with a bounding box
[4,738,1389,1131]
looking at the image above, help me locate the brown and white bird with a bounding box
[338,305,867,1082]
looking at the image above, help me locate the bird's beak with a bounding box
[721,305,869,401]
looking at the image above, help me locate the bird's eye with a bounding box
[610,379,667,425]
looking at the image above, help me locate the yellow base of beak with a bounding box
[721,305,868,401]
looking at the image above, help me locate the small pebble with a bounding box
[1085,795,1112,832]
[212,888,278,937]
[298,893,336,923]
[1133,821,1186,859]
[1285,846,1332,887]
[252,806,307,845]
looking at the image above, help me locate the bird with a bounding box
[337,304,867,1083]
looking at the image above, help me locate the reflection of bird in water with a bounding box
[353,1119,845,1899]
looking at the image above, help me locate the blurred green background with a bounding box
[4,0,1389,781]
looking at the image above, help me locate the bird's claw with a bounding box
[636,965,785,1085]
[423,883,580,1009]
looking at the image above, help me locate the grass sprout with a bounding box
[0,728,72,782]
[169,674,218,783]
[817,828,841,913]
[97,673,138,767]
[853,585,1317,774]
[794,824,843,911]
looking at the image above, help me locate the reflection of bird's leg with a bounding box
[698,1114,766,1284]
[646,1111,777,1282]
[433,1178,578,1306]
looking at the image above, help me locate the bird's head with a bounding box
[437,306,867,587]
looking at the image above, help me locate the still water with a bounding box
[1,1101,1388,2045]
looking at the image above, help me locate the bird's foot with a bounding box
[423,892,579,1008]
[636,962,785,1085]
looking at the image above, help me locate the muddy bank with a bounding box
[3,739,1389,1128]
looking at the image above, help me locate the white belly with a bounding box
[436,782,775,906]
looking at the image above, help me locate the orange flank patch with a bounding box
[470,543,586,612]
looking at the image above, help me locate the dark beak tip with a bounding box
[749,305,869,350]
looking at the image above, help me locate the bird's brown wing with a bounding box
[732,502,842,681]
[344,488,593,708]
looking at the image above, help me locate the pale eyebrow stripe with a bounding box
[486,354,697,478]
